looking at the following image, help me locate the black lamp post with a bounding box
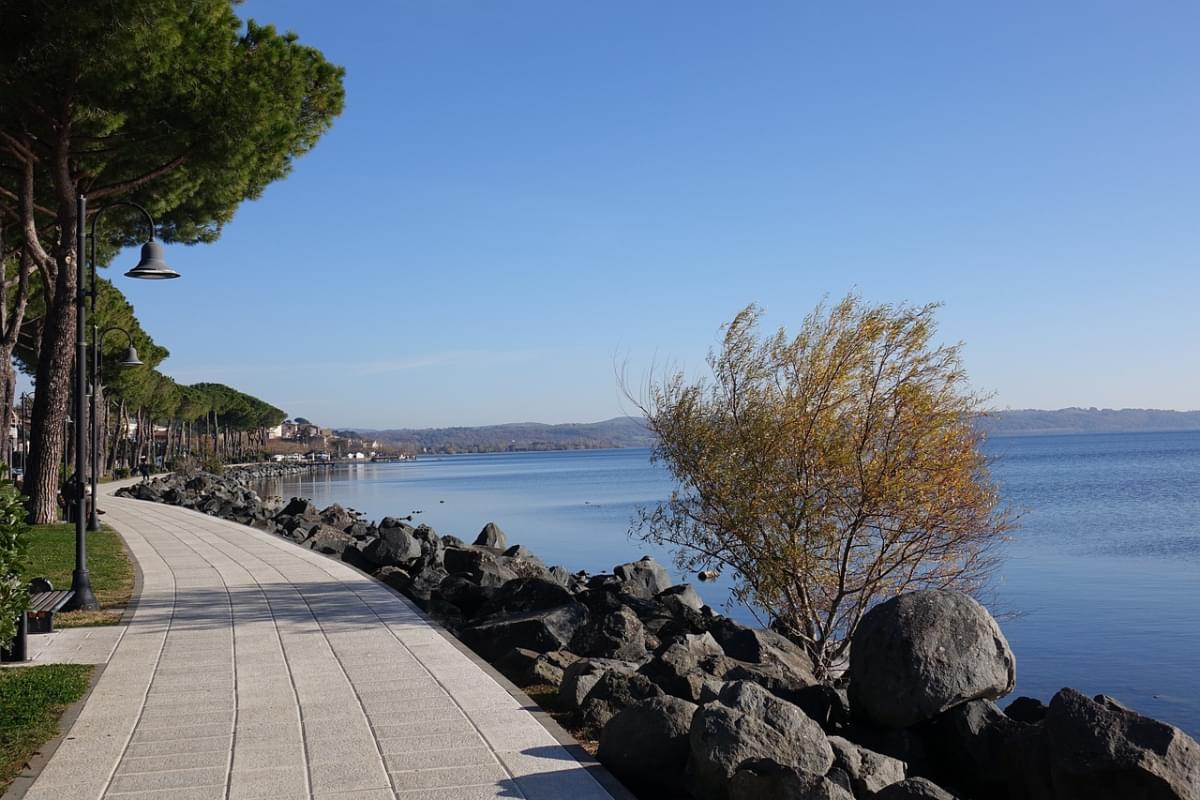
[68,195,178,611]
[87,325,142,532]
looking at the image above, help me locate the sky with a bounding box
[105,1,1198,428]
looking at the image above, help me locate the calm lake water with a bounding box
[260,431,1200,735]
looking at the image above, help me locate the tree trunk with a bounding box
[26,274,76,523]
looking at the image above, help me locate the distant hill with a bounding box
[340,416,654,454]
[337,408,1200,454]
[981,408,1200,436]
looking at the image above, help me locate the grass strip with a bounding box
[0,664,93,793]
[22,524,134,627]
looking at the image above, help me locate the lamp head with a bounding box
[121,346,143,367]
[125,239,180,280]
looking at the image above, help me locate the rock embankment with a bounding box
[117,470,1200,800]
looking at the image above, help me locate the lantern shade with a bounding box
[125,240,180,280]
[121,346,143,367]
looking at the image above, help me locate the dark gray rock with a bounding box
[560,658,638,711]
[686,681,834,800]
[613,556,672,599]
[657,583,704,613]
[496,647,577,687]
[828,735,907,797]
[411,524,444,566]
[502,544,540,560]
[442,546,519,587]
[792,685,851,733]
[304,524,355,554]
[925,698,1028,799]
[597,695,697,794]
[570,605,647,661]
[1005,695,1048,724]
[276,497,319,519]
[640,632,732,703]
[361,524,423,568]
[873,777,959,800]
[848,590,1016,729]
[473,521,508,549]
[488,578,575,617]
[458,603,589,662]
[1044,687,1200,800]
[580,670,665,732]
[433,576,497,619]
[319,503,355,530]
[729,760,854,800]
[376,565,448,608]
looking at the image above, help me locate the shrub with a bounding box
[0,479,30,645]
[634,297,1015,677]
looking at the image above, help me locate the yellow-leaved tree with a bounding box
[633,295,1014,679]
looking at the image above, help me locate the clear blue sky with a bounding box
[111,1,1198,428]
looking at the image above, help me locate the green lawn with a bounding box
[0,664,93,793]
[22,524,134,627]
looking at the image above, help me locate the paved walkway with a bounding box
[20,491,616,800]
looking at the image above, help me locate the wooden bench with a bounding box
[25,578,75,635]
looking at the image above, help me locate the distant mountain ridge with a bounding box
[338,409,1200,454]
[339,416,654,454]
[979,407,1200,436]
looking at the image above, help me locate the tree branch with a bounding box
[87,153,189,200]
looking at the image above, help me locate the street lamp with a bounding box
[69,195,179,611]
[88,325,143,531]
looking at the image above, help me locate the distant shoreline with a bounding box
[987,426,1200,438]
[335,410,1200,454]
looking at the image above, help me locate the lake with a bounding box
[258,431,1200,735]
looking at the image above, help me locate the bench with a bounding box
[25,578,75,634]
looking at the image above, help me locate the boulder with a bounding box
[560,658,638,711]
[873,777,959,800]
[361,524,424,568]
[848,590,1016,728]
[488,578,575,617]
[687,681,835,800]
[1043,687,1200,800]
[729,760,854,800]
[433,576,497,619]
[570,605,647,661]
[613,556,672,599]
[640,632,731,703]
[473,521,508,549]
[580,670,665,732]
[443,547,519,587]
[319,503,355,530]
[924,699,1028,799]
[496,647,577,687]
[376,565,448,608]
[276,497,319,519]
[1005,695,1048,724]
[828,736,907,797]
[657,583,705,613]
[597,696,697,794]
[792,685,851,733]
[502,544,540,560]
[304,524,355,554]
[411,524,445,566]
[458,603,589,662]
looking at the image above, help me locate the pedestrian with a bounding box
[139,458,151,482]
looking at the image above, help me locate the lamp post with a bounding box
[68,195,179,611]
[88,326,143,531]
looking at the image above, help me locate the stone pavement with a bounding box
[21,625,125,665]
[17,490,617,800]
